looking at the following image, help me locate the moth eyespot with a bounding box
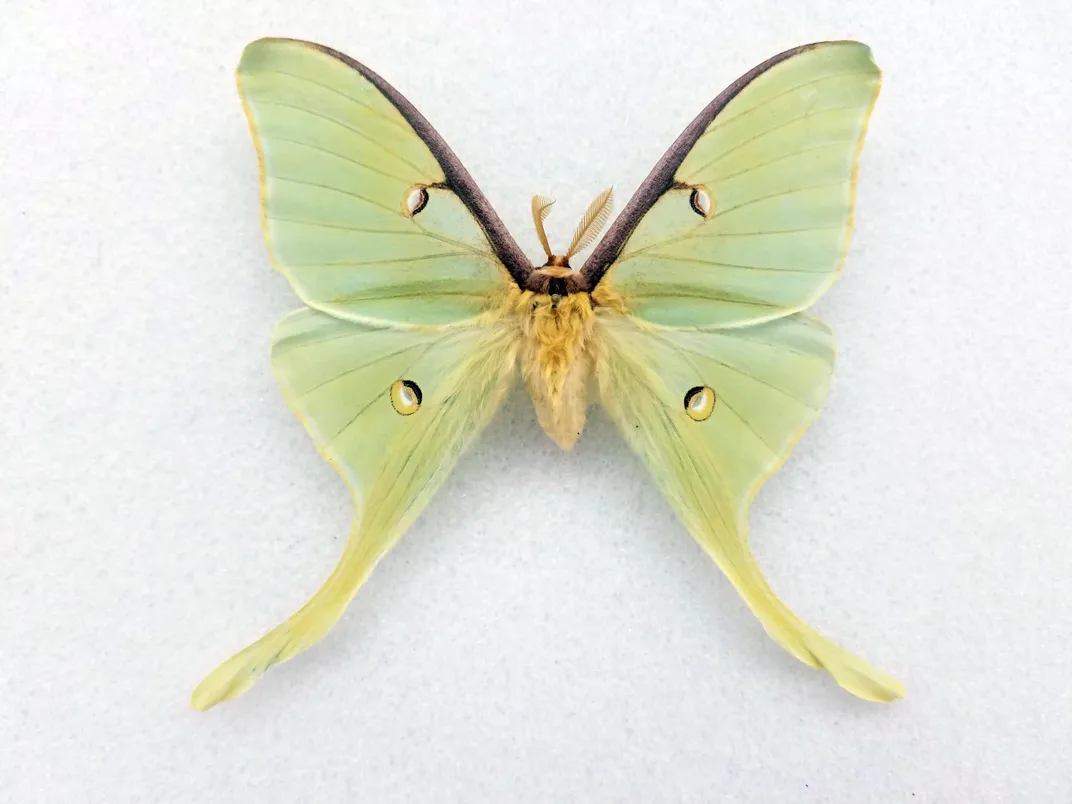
[683,385,715,421]
[390,379,423,415]
[403,185,429,217]
[689,186,714,219]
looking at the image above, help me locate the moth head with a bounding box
[530,187,614,271]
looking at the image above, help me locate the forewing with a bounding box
[583,41,881,328]
[595,313,903,701]
[237,38,531,325]
[192,310,518,709]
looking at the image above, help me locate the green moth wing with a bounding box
[236,38,533,325]
[582,41,881,328]
[586,41,900,700]
[191,311,518,710]
[595,313,903,702]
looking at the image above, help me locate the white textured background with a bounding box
[3,0,1071,800]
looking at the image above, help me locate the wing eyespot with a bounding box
[390,379,423,415]
[403,185,430,217]
[683,385,716,421]
[689,186,715,219]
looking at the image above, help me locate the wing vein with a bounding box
[242,68,413,132]
[620,224,843,262]
[253,99,436,179]
[266,217,491,258]
[682,105,861,183]
[259,133,416,184]
[698,140,858,185]
[287,251,474,268]
[266,216,415,234]
[652,333,783,456]
[651,332,820,408]
[697,69,876,138]
[325,289,491,303]
[298,342,426,397]
[712,180,849,220]
[266,175,405,216]
[634,253,829,274]
[325,338,450,444]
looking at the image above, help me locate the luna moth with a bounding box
[191,37,903,710]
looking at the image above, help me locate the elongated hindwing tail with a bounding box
[595,313,903,702]
[192,311,518,710]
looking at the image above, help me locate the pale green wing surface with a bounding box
[595,312,903,702]
[237,38,532,325]
[583,41,881,328]
[192,310,518,709]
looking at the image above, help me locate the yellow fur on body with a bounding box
[501,276,624,450]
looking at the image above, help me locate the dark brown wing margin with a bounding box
[579,41,827,290]
[279,39,533,288]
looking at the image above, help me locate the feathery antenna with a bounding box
[566,187,614,258]
[531,195,556,259]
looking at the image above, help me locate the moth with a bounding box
[192,38,903,710]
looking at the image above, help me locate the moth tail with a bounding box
[191,520,375,711]
[725,551,905,703]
